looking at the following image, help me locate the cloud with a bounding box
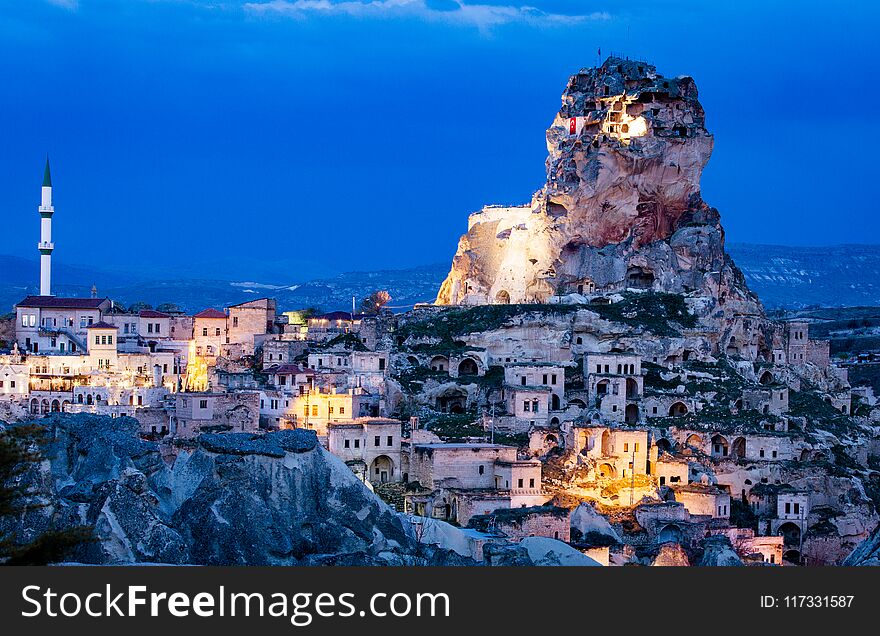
[242,0,611,29]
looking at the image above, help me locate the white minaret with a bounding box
[38,157,54,296]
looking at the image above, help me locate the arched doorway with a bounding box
[61,400,70,412]
[458,358,478,376]
[759,370,774,385]
[30,398,39,414]
[436,387,468,413]
[86,394,94,405]
[685,433,703,450]
[601,430,613,456]
[40,399,50,414]
[731,437,746,459]
[51,399,60,412]
[551,394,561,410]
[711,434,730,458]
[669,401,688,417]
[778,522,801,547]
[625,403,639,424]
[783,549,801,565]
[596,379,610,395]
[655,438,672,455]
[597,463,616,478]
[626,377,638,399]
[430,355,448,372]
[495,290,511,305]
[626,266,654,289]
[657,524,684,544]
[407,356,420,367]
[370,455,394,484]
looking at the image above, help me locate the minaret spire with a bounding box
[38,156,55,296]
[42,156,52,188]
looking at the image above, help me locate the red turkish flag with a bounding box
[569,117,577,135]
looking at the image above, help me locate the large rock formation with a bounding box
[436,57,763,342]
[1,414,459,565]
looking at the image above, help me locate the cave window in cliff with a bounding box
[458,358,479,376]
[495,290,511,305]
[726,337,739,357]
[596,379,610,396]
[430,355,448,372]
[711,434,730,458]
[625,404,639,425]
[657,524,683,545]
[626,266,655,290]
[669,402,689,417]
[759,370,774,385]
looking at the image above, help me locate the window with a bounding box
[233,317,239,327]
[374,436,380,447]
[760,449,765,458]
[339,407,345,415]
[95,335,100,345]
[517,479,523,488]
[521,376,526,386]
[154,323,160,334]
[344,439,350,449]
[785,502,791,514]
[328,406,333,414]
[478,465,484,475]
[387,436,393,446]
[148,323,154,333]
[311,405,318,416]
[354,439,360,448]
[523,400,529,411]
[624,443,629,452]
[303,405,309,417]
[203,328,208,336]
[199,399,208,409]
[634,443,639,452]
[551,374,557,384]
[542,374,548,384]
[529,478,535,488]
[108,335,112,345]
[215,328,221,336]
[21,315,27,327]
[793,503,800,514]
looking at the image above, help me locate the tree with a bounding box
[156,303,180,313]
[128,301,153,314]
[359,290,391,315]
[0,425,92,565]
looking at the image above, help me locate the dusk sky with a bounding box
[0,0,876,283]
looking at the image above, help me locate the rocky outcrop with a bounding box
[651,542,690,566]
[436,57,766,354]
[697,535,743,566]
[842,522,880,566]
[2,414,450,565]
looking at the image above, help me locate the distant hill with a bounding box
[726,244,880,309]
[2,244,879,314]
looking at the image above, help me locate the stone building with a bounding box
[15,296,112,354]
[327,418,402,484]
[403,442,545,525]
[172,391,261,438]
[226,298,276,355]
[584,352,643,424]
[192,308,227,358]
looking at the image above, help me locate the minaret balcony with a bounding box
[38,241,54,251]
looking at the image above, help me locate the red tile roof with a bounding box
[86,321,118,329]
[138,309,171,318]
[194,308,227,319]
[16,295,109,309]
